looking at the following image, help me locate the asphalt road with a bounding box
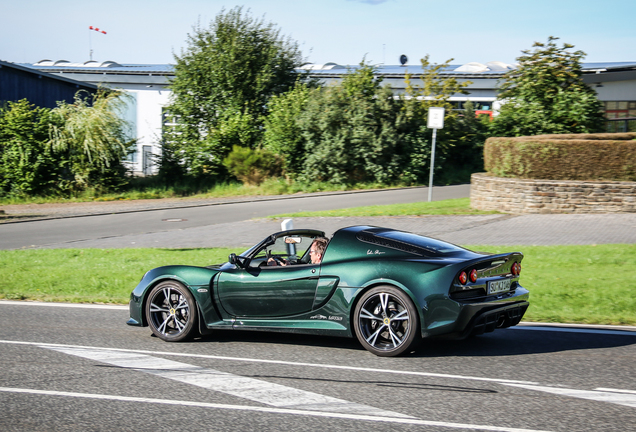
[2,184,636,249]
[0,185,470,250]
[1,301,635,432]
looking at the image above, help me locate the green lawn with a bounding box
[0,248,242,304]
[1,244,634,325]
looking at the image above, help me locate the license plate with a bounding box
[488,278,511,295]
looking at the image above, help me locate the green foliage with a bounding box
[163,6,303,182]
[403,55,471,116]
[298,62,413,184]
[435,102,491,184]
[0,100,60,196]
[49,90,134,192]
[491,37,605,136]
[261,57,482,186]
[484,134,636,181]
[263,81,312,177]
[223,145,283,185]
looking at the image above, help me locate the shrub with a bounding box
[0,100,60,197]
[223,145,283,185]
[484,133,636,181]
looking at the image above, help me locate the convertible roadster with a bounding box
[127,225,529,356]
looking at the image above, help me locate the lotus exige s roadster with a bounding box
[127,225,529,356]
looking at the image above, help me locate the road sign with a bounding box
[427,107,445,129]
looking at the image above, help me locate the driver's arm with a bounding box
[267,257,288,266]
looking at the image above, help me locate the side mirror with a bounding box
[229,253,247,268]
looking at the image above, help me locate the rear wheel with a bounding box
[146,281,199,342]
[353,285,420,356]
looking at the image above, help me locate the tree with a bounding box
[491,36,605,136]
[49,89,134,192]
[397,56,473,184]
[163,7,304,181]
[263,58,479,186]
[262,81,313,178]
[403,55,471,116]
[0,100,59,196]
[298,62,411,185]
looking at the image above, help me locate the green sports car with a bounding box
[127,225,528,356]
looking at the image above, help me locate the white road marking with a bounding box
[596,387,636,395]
[0,386,554,432]
[0,300,128,310]
[512,326,636,337]
[2,301,634,336]
[502,383,636,409]
[44,345,413,419]
[0,339,538,385]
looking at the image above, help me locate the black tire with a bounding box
[353,285,420,357]
[145,281,199,342]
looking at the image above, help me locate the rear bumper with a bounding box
[425,286,530,339]
[465,301,529,337]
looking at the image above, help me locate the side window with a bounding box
[251,235,314,267]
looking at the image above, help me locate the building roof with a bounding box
[1,59,99,88]
[21,59,636,80]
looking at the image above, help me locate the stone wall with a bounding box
[470,172,636,214]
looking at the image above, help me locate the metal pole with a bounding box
[428,128,437,202]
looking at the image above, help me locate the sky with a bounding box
[2,0,635,67]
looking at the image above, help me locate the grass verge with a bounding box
[270,197,495,218]
[0,178,407,205]
[0,248,242,304]
[1,244,635,325]
[469,244,636,325]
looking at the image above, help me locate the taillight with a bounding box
[458,271,467,284]
[459,269,477,284]
[469,269,478,283]
[512,262,521,276]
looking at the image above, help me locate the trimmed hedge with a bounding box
[484,133,636,181]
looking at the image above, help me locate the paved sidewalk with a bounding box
[43,213,636,249]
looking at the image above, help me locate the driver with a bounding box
[268,237,329,266]
[308,237,328,264]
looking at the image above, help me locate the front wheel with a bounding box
[353,286,420,356]
[146,281,199,342]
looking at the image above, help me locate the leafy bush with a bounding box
[49,90,134,193]
[223,145,283,185]
[0,100,61,197]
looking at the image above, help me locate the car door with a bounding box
[216,264,320,318]
[216,233,320,318]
